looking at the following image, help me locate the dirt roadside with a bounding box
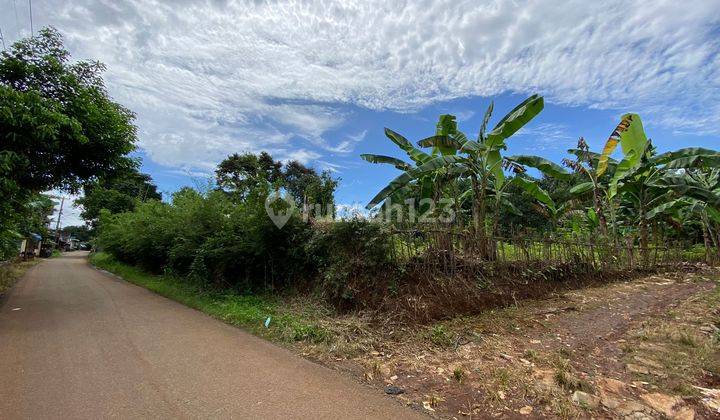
[301,268,720,419]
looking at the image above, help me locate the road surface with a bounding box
[0,252,422,419]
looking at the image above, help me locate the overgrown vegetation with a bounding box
[1,28,139,259]
[0,260,37,296]
[90,252,331,344]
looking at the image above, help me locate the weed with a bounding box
[453,367,464,382]
[289,323,330,344]
[492,367,511,389]
[428,324,454,347]
[0,260,36,296]
[558,347,572,358]
[523,348,539,361]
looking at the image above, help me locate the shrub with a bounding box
[308,218,395,309]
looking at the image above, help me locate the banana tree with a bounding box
[564,137,618,235]
[647,165,720,260]
[360,128,433,220]
[365,94,569,257]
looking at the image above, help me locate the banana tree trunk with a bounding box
[471,175,493,259]
[701,216,712,263]
[591,181,608,236]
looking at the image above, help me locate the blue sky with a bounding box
[140,93,720,208]
[1,0,718,225]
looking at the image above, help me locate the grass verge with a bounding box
[89,252,331,345]
[0,260,38,297]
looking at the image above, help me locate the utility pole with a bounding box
[55,196,64,247]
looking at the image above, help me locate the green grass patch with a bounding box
[89,252,331,344]
[0,260,37,296]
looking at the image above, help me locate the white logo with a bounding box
[264,191,296,229]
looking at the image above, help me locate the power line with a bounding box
[28,0,33,37]
[13,0,20,35]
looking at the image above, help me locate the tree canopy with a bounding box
[0,27,138,257]
[0,27,137,196]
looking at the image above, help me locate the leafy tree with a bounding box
[77,166,161,227]
[61,225,91,242]
[0,27,137,195]
[216,152,337,217]
[0,28,137,257]
[215,152,283,199]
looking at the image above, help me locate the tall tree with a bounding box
[215,152,283,199]
[0,27,137,256]
[77,166,161,228]
[0,27,137,196]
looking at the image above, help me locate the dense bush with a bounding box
[308,218,396,308]
[97,184,393,305]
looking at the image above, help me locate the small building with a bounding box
[19,233,42,258]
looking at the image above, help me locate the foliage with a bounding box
[97,153,349,299]
[0,28,137,257]
[307,218,395,308]
[60,225,92,242]
[0,192,54,259]
[76,165,161,228]
[0,27,136,195]
[216,152,337,216]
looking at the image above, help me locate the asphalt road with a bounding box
[0,252,422,419]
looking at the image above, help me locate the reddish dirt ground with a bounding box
[329,268,720,419]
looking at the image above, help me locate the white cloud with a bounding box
[326,130,367,154]
[515,123,574,150]
[3,0,718,171]
[46,191,85,229]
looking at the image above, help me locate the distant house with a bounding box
[19,233,42,258]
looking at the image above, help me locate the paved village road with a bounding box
[0,252,422,419]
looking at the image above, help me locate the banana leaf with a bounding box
[569,181,594,195]
[360,154,412,171]
[652,147,720,165]
[485,95,544,149]
[512,176,555,208]
[598,113,646,176]
[384,128,431,164]
[366,155,465,209]
[508,155,571,180]
[478,102,494,142]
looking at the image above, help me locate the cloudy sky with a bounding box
[2,0,719,226]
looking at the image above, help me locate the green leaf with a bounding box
[508,155,570,179]
[384,128,431,164]
[478,102,493,142]
[664,155,720,170]
[512,176,555,208]
[360,154,412,171]
[586,207,599,226]
[646,198,689,220]
[569,181,595,195]
[417,135,461,150]
[365,155,465,209]
[609,150,638,198]
[598,113,646,176]
[653,147,720,165]
[485,95,544,149]
[487,150,504,188]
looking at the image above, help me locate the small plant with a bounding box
[428,324,454,347]
[523,348,539,361]
[290,323,330,344]
[453,367,465,382]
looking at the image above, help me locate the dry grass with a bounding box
[0,260,37,297]
[621,279,720,397]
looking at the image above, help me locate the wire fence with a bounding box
[388,227,708,276]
